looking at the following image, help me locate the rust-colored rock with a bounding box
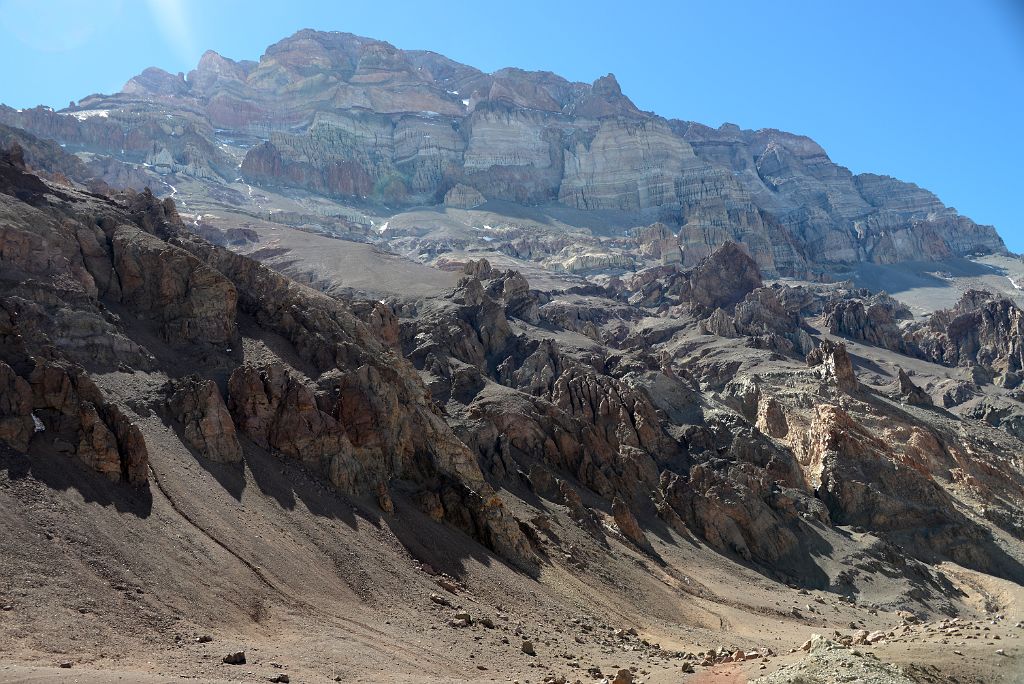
[168,375,242,463]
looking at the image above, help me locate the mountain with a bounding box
[2,29,1024,684]
[0,29,1006,279]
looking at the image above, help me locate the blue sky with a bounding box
[1,0,1022,251]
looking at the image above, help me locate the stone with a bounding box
[807,339,858,393]
[223,651,246,665]
[521,639,535,656]
[611,497,649,550]
[611,668,633,684]
[0,360,33,451]
[757,395,789,438]
[168,375,242,463]
[895,368,932,406]
[941,381,975,408]
[672,242,763,315]
[825,293,910,353]
[112,224,237,347]
[444,183,486,209]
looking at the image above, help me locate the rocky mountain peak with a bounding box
[591,72,622,96]
[187,49,253,89]
[0,28,1008,280]
[122,66,188,97]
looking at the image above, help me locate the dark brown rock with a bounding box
[112,225,238,347]
[168,375,242,463]
[612,496,649,550]
[0,360,34,451]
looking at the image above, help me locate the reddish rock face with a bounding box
[240,142,376,199]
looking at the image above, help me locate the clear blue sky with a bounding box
[2,0,1022,251]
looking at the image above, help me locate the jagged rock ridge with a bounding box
[0,29,1006,277]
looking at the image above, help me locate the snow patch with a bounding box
[64,109,110,120]
[32,413,45,433]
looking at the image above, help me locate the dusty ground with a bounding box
[3,401,1022,684]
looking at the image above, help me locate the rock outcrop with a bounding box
[443,183,486,209]
[894,368,933,406]
[825,292,911,353]
[807,340,858,393]
[671,242,763,315]
[625,242,763,314]
[0,360,33,451]
[168,375,242,463]
[907,290,1024,387]
[26,358,148,484]
[113,224,238,347]
[0,29,1006,276]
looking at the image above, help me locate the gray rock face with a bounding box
[807,339,858,394]
[825,292,910,353]
[908,290,1024,385]
[895,368,933,406]
[0,29,1006,276]
[443,183,485,209]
